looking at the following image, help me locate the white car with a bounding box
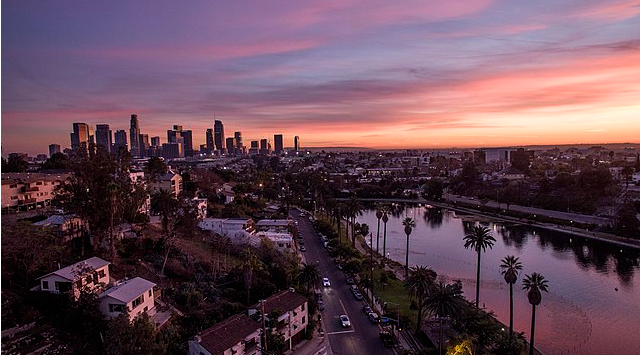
[323,277,331,287]
[340,314,351,327]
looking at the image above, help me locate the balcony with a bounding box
[18,198,37,205]
[22,186,39,192]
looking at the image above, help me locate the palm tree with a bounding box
[346,196,364,246]
[500,255,523,342]
[402,217,416,278]
[241,248,262,304]
[376,208,383,254]
[463,225,496,308]
[405,266,437,333]
[382,212,389,261]
[425,281,466,355]
[297,262,321,294]
[522,272,549,355]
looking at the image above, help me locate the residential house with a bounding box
[198,218,256,244]
[258,289,308,351]
[1,173,70,213]
[148,171,183,197]
[255,219,292,233]
[98,277,156,322]
[255,231,293,252]
[188,314,261,355]
[37,257,110,299]
[34,214,89,243]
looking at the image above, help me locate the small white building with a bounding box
[98,277,156,322]
[255,231,293,252]
[198,218,256,244]
[37,257,111,299]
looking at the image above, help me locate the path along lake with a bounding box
[357,205,640,355]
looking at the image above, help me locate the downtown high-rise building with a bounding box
[114,130,128,153]
[70,122,90,150]
[259,139,270,156]
[294,136,301,153]
[214,120,225,153]
[95,124,112,153]
[167,125,193,157]
[205,129,214,154]
[234,131,243,155]
[49,144,61,157]
[225,137,236,156]
[129,114,141,157]
[274,134,284,155]
[249,140,259,155]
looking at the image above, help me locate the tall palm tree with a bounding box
[376,208,383,254]
[522,272,549,355]
[404,266,437,333]
[500,255,523,342]
[297,262,321,295]
[382,212,389,261]
[346,196,364,246]
[241,248,262,304]
[426,281,466,355]
[402,217,416,278]
[463,225,496,308]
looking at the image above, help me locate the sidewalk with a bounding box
[288,326,332,355]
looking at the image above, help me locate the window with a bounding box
[302,316,306,324]
[9,184,17,188]
[148,289,152,297]
[109,304,125,313]
[98,270,106,278]
[10,196,18,200]
[302,303,305,311]
[36,181,43,185]
[42,281,49,289]
[132,294,144,308]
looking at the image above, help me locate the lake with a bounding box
[357,205,640,355]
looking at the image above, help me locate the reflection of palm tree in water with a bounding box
[423,207,443,229]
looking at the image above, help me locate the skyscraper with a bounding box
[259,139,270,156]
[182,130,193,157]
[214,120,225,153]
[151,136,160,147]
[226,137,236,155]
[70,123,90,150]
[234,131,243,155]
[249,140,259,155]
[129,114,141,157]
[167,125,192,157]
[274,134,284,155]
[294,136,301,153]
[205,129,214,154]
[49,144,61,157]
[114,130,128,153]
[95,124,112,153]
[139,134,150,157]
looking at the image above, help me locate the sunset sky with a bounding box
[2,0,640,155]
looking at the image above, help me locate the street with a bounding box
[291,209,394,355]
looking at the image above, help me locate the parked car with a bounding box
[315,291,322,301]
[362,305,373,314]
[346,277,354,285]
[323,278,331,287]
[368,312,380,323]
[318,300,325,311]
[300,246,306,252]
[340,314,351,327]
[353,291,363,300]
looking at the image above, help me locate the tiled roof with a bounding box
[260,289,307,314]
[198,314,260,354]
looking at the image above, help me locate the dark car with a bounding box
[345,277,354,285]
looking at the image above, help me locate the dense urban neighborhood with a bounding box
[2,141,640,355]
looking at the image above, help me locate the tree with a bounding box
[104,313,167,355]
[241,248,262,304]
[382,212,389,261]
[522,272,549,355]
[150,189,179,235]
[2,155,29,172]
[375,208,383,253]
[404,266,436,333]
[423,178,445,201]
[297,262,321,294]
[402,217,416,278]
[41,152,70,170]
[345,196,364,246]
[463,225,496,308]
[616,203,640,239]
[500,255,523,343]
[145,157,168,182]
[425,281,466,355]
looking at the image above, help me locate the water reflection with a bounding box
[422,206,443,228]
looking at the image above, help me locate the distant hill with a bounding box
[299,143,639,153]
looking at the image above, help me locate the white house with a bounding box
[255,231,293,252]
[258,289,308,351]
[37,257,110,299]
[188,314,261,355]
[149,171,183,197]
[98,277,156,322]
[255,219,292,233]
[198,218,256,244]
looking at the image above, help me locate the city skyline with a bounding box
[3,0,640,155]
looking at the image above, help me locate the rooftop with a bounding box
[258,289,307,314]
[39,256,110,281]
[99,277,155,303]
[197,314,260,354]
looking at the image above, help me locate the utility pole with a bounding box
[261,299,267,354]
[370,232,374,305]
